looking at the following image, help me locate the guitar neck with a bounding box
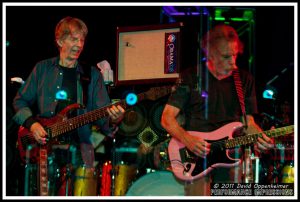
[49,92,149,138]
[225,125,294,148]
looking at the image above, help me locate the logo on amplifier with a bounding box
[165,32,179,74]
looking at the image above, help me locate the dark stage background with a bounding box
[5,5,295,114]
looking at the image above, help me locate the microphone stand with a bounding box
[266,66,291,86]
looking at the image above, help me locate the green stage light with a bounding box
[214,8,254,22]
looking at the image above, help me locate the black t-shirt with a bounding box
[167,67,258,132]
[55,66,77,114]
[55,66,79,145]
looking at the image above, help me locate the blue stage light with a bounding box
[126,93,138,106]
[55,90,68,100]
[263,89,274,99]
[262,85,277,99]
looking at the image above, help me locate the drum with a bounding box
[126,171,184,196]
[99,161,112,196]
[114,164,138,196]
[281,162,294,183]
[73,165,98,196]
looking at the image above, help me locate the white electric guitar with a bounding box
[168,122,294,181]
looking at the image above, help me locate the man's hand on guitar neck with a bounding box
[256,132,275,152]
[246,116,275,154]
[30,122,48,145]
[107,105,125,124]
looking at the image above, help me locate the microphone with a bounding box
[266,64,292,86]
[11,77,24,84]
[97,60,114,85]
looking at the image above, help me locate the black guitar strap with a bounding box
[232,69,248,128]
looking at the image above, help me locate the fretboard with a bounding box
[225,125,294,148]
[48,92,148,138]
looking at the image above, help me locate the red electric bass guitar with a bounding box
[17,86,172,163]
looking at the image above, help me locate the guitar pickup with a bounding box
[45,128,52,139]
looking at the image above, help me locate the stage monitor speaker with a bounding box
[148,97,185,138]
[118,101,148,137]
[116,23,183,85]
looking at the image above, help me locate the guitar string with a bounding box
[21,123,293,146]
[20,85,291,149]
[168,126,294,179]
[26,87,171,140]
[209,125,294,149]
[23,87,169,142]
[22,123,293,149]
[48,99,128,137]
[170,126,294,152]
[47,91,155,136]
[47,88,171,137]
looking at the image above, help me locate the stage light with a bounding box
[262,86,277,99]
[55,90,68,100]
[201,90,208,98]
[263,90,274,99]
[126,93,138,106]
[162,6,209,16]
[214,7,255,22]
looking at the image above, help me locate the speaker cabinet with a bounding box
[148,97,168,137]
[118,101,149,137]
[116,23,182,85]
[137,126,159,147]
[115,96,176,171]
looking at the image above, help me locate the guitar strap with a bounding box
[232,69,248,128]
